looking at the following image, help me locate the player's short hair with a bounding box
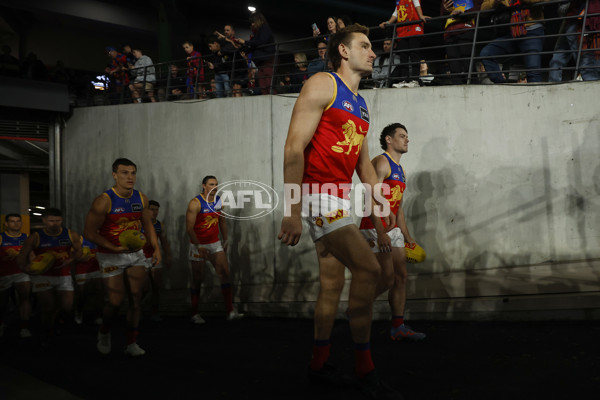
[112,158,137,173]
[379,123,407,150]
[328,23,370,72]
[202,175,217,185]
[5,213,21,222]
[43,208,62,218]
[149,200,160,207]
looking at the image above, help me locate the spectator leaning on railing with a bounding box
[105,46,130,92]
[206,36,232,98]
[128,47,156,103]
[479,0,545,83]
[308,39,329,77]
[372,38,402,87]
[182,40,205,97]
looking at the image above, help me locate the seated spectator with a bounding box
[182,40,205,98]
[441,0,482,84]
[479,0,545,83]
[128,47,156,103]
[307,40,328,77]
[549,0,600,82]
[160,64,187,101]
[372,39,402,87]
[0,45,20,77]
[235,12,276,95]
[380,1,431,82]
[206,36,232,98]
[288,53,309,92]
[104,46,129,92]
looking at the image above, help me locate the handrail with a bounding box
[94,0,599,105]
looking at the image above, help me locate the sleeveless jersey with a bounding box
[302,72,370,198]
[98,188,145,253]
[0,232,28,276]
[360,152,406,229]
[395,0,424,37]
[142,219,162,258]
[192,194,222,244]
[74,236,99,274]
[34,228,73,276]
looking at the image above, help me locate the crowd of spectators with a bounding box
[3,1,599,107]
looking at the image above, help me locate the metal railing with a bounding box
[93,0,599,106]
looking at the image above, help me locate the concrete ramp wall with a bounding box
[63,82,600,321]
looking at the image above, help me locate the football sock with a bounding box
[392,315,404,328]
[354,342,375,378]
[126,328,139,345]
[310,339,331,371]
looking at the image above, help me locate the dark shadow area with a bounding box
[1,316,599,399]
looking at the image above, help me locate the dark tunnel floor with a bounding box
[1,315,599,400]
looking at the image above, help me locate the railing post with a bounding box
[467,10,482,85]
[385,26,396,88]
[270,43,279,95]
[574,0,590,79]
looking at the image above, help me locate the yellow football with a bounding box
[405,242,426,264]
[29,252,55,274]
[119,230,147,250]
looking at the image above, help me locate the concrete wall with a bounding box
[63,82,600,321]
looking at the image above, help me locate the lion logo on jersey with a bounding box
[389,186,404,207]
[331,120,366,155]
[201,215,219,230]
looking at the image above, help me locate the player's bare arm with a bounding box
[84,194,127,252]
[396,198,415,245]
[185,198,201,245]
[356,139,392,251]
[141,193,162,266]
[372,155,397,230]
[279,72,334,246]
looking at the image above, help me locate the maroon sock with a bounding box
[20,320,30,329]
[392,315,404,328]
[221,284,234,313]
[310,339,331,371]
[354,343,375,378]
[126,328,139,345]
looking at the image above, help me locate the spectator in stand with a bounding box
[231,81,245,97]
[312,16,338,40]
[337,15,352,30]
[105,46,129,93]
[380,1,431,83]
[441,0,482,84]
[128,47,156,103]
[288,53,309,93]
[235,12,276,95]
[122,44,136,83]
[479,0,545,83]
[206,36,232,98]
[122,44,136,66]
[182,40,205,98]
[215,24,247,81]
[159,64,187,101]
[372,39,402,87]
[549,0,600,82]
[307,39,328,77]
